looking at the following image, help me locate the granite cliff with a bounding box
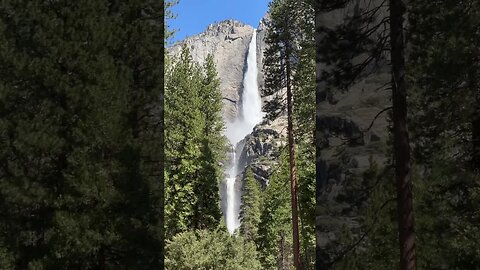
[169,20,258,122]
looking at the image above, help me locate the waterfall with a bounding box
[223,29,263,234]
[225,150,238,232]
[241,30,263,129]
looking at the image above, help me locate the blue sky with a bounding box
[169,0,271,44]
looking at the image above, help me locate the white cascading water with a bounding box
[224,29,263,234]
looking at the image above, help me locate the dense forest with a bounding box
[0,0,164,269]
[315,0,480,269]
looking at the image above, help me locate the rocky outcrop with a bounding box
[167,19,255,121]
[237,117,287,190]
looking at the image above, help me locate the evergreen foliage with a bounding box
[315,1,480,267]
[262,0,299,120]
[192,54,226,230]
[164,46,204,235]
[0,0,164,268]
[296,143,316,269]
[407,1,480,268]
[257,151,293,270]
[290,3,316,267]
[336,161,480,269]
[239,168,263,243]
[262,1,317,268]
[165,0,179,44]
[164,46,225,237]
[409,0,480,169]
[256,0,317,268]
[335,160,398,270]
[165,228,262,270]
[315,0,416,268]
[111,1,165,267]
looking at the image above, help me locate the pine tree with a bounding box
[164,45,205,236]
[313,0,480,268]
[0,0,156,268]
[165,0,179,44]
[296,143,316,269]
[263,0,303,267]
[165,47,227,240]
[239,168,263,243]
[409,0,480,170]
[389,0,417,268]
[165,228,262,270]
[293,35,316,144]
[192,54,226,230]
[291,2,317,267]
[1,0,165,267]
[257,150,293,269]
[314,0,418,268]
[108,0,165,268]
[407,0,480,267]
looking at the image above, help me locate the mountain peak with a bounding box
[207,19,249,29]
[169,19,253,48]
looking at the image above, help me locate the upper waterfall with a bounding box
[241,30,263,127]
[225,30,264,145]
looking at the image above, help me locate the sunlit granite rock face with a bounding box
[167,19,256,121]
[256,14,269,97]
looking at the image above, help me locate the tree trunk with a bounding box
[98,246,106,270]
[389,0,417,269]
[286,45,302,270]
[473,115,480,171]
[278,232,288,270]
[470,69,480,171]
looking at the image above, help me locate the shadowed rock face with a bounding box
[237,117,287,190]
[315,0,391,266]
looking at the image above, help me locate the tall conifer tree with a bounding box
[389,0,416,268]
[192,54,225,230]
[107,0,164,267]
[240,168,263,243]
[165,46,205,236]
[262,0,302,267]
